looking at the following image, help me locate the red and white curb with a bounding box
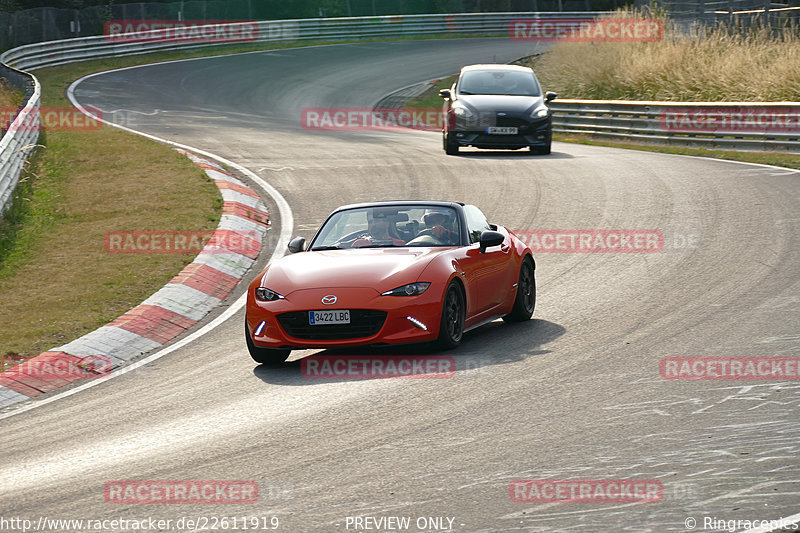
[0,150,269,409]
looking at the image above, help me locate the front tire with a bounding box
[444,132,460,155]
[438,281,465,349]
[503,257,535,322]
[245,319,290,364]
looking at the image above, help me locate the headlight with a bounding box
[255,287,285,301]
[381,282,431,296]
[531,106,549,119]
[452,104,473,118]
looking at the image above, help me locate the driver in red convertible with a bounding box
[422,208,455,243]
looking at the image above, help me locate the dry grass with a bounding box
[0,77,25,109]
[530,17,800,101]
[0,66,222,357]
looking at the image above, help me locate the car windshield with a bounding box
[310,205,461,250]
[458,70,541,96]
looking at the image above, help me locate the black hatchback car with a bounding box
[439,64,556,155]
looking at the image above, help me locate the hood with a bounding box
[262,248,443,294]
[458,94,544,115]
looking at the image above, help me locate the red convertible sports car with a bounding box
[245,201,535,364]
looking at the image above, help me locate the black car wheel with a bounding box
[444,132,460,155]
[245,319,291,364]
[503,257,535,322]
[438,281,465,349]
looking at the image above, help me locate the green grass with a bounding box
[403,74,458,109]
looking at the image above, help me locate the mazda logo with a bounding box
[321,295,337,305]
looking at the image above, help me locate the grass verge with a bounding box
[403,74,458,110]
[0,63,224,359]
[0,77,24,109]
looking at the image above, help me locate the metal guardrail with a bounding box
[0,63,39,215]
[550,100,800,152]
[1,12,608,71]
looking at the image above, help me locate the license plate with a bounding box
[309,310,350,325]
[487,126,518,135]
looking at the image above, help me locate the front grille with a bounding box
[461,115,531,130]
[473,134,527,145]
[277,309,387,340]
[493,116,530,128]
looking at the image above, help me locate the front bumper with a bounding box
[450,115,552,149]
[246,286,444,349]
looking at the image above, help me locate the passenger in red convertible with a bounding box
[352,210,406,247]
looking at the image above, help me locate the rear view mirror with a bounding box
[545,91,557,103]
[287,237,306,253]
[479,230,504,253]
[438,89,451,99]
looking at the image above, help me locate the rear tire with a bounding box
[503,257,535,322]
[444,132,460,155]
[245,319,290,365]
[438,281,465,349]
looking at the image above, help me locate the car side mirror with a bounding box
[438,89,451,99]
[545,91,557,103]
[479,230,504,253]
[287,236,306,253]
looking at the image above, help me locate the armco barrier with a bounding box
[0,64,40,215]
[550,100,800,152]
[0,13,610,71]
